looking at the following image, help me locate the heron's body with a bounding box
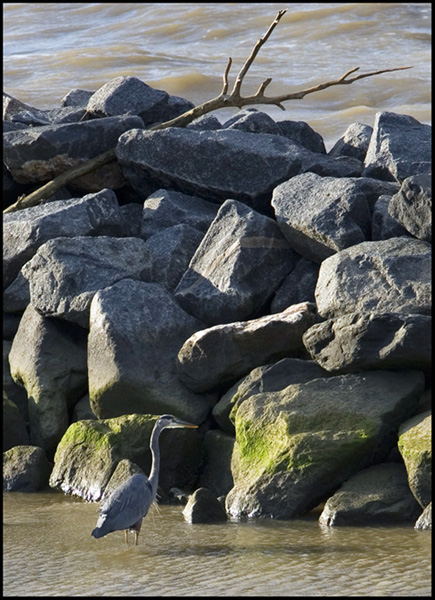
[92,474,152,543]
[91,415,197,545]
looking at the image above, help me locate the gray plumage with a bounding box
[91,414,197,544]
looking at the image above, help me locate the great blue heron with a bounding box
[91,414,198,545]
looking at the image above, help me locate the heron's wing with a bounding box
[98,474,153,533]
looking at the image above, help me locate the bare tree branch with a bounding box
[4,10,412,213]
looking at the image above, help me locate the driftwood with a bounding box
[4,9,411,214]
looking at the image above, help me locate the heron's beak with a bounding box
[173,419,198,428]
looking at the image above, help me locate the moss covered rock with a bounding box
[49,413,201,501]
[226,369,424,519]
[398,410,431,508]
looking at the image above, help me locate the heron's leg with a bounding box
[125,530,128,544]
[133,519,143,546]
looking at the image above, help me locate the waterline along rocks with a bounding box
[3,78,432,529]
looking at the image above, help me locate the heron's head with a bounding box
[157,414,198,430]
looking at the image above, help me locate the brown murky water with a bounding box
[3,492,431,596]
[3,3,431,148]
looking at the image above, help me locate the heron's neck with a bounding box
[148,423,163,498]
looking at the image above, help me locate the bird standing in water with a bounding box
[91,414,198,545]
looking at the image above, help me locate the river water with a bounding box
[3,3,431,148]
[3,491,431,596]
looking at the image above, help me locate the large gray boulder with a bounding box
[318,463,422,525]
[3,445,52,492]
[116,127,303,205]
[49,414,201,501]
[388,174,432,242]
[328,122,373,162]
[22,236,152,328]
[398,411,431,508]
[3,115,143,190]
[213,357,331,435]
[84,75,194,126]
[303,312,432,374]
[84,76,167,119]
[315,237,431,319]
[8,304,88,453]
[182,487,228,523]
[3,189,124,289]
[226,369,424,519]
[272,173,398,263]
[177,302,319,393]
[174,199,299,325]
[363,111,431,182]
[140,188,219,239]
[88,279,216,424]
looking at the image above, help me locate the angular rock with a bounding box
[177,302,319,393]
[277,119,326,154]
[415,501,432,530]
[3,115,143,190]
[186,113,222,131]
[140,188,219,239]
[213,358,331,435]
[49,414,201,501]
[371,195,410,241]
[84,76,194,127]
[224,109,281,136]
[144,224,204,292]
[88,279,216,423]
[398,410,431,508]
[271,258,319,313]
[226,369,424,519]
[3,189,124,288]
[315,237,432,319]
[3,445,52,492]
[388,174,432,242]
[9,304,88,453]
[363,111,431,182]
[60,88,94,107]
[116,127,303,205]
[272,173,397,263]
[10,105,86,126]
[318,463,422,525]
[174,199,299,325]
[3,92,38,121]
[22,235,151,328]
[197,429,235,497]
[183,487,228,523]
[84,75,168,120]
[303,312,432,374]
[328,122,373,161]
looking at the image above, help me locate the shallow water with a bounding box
[3,492,432,596]
[3,3,431,148]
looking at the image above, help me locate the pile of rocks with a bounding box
[3,76,431,528]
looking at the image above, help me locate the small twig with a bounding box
[5,10,412,213]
